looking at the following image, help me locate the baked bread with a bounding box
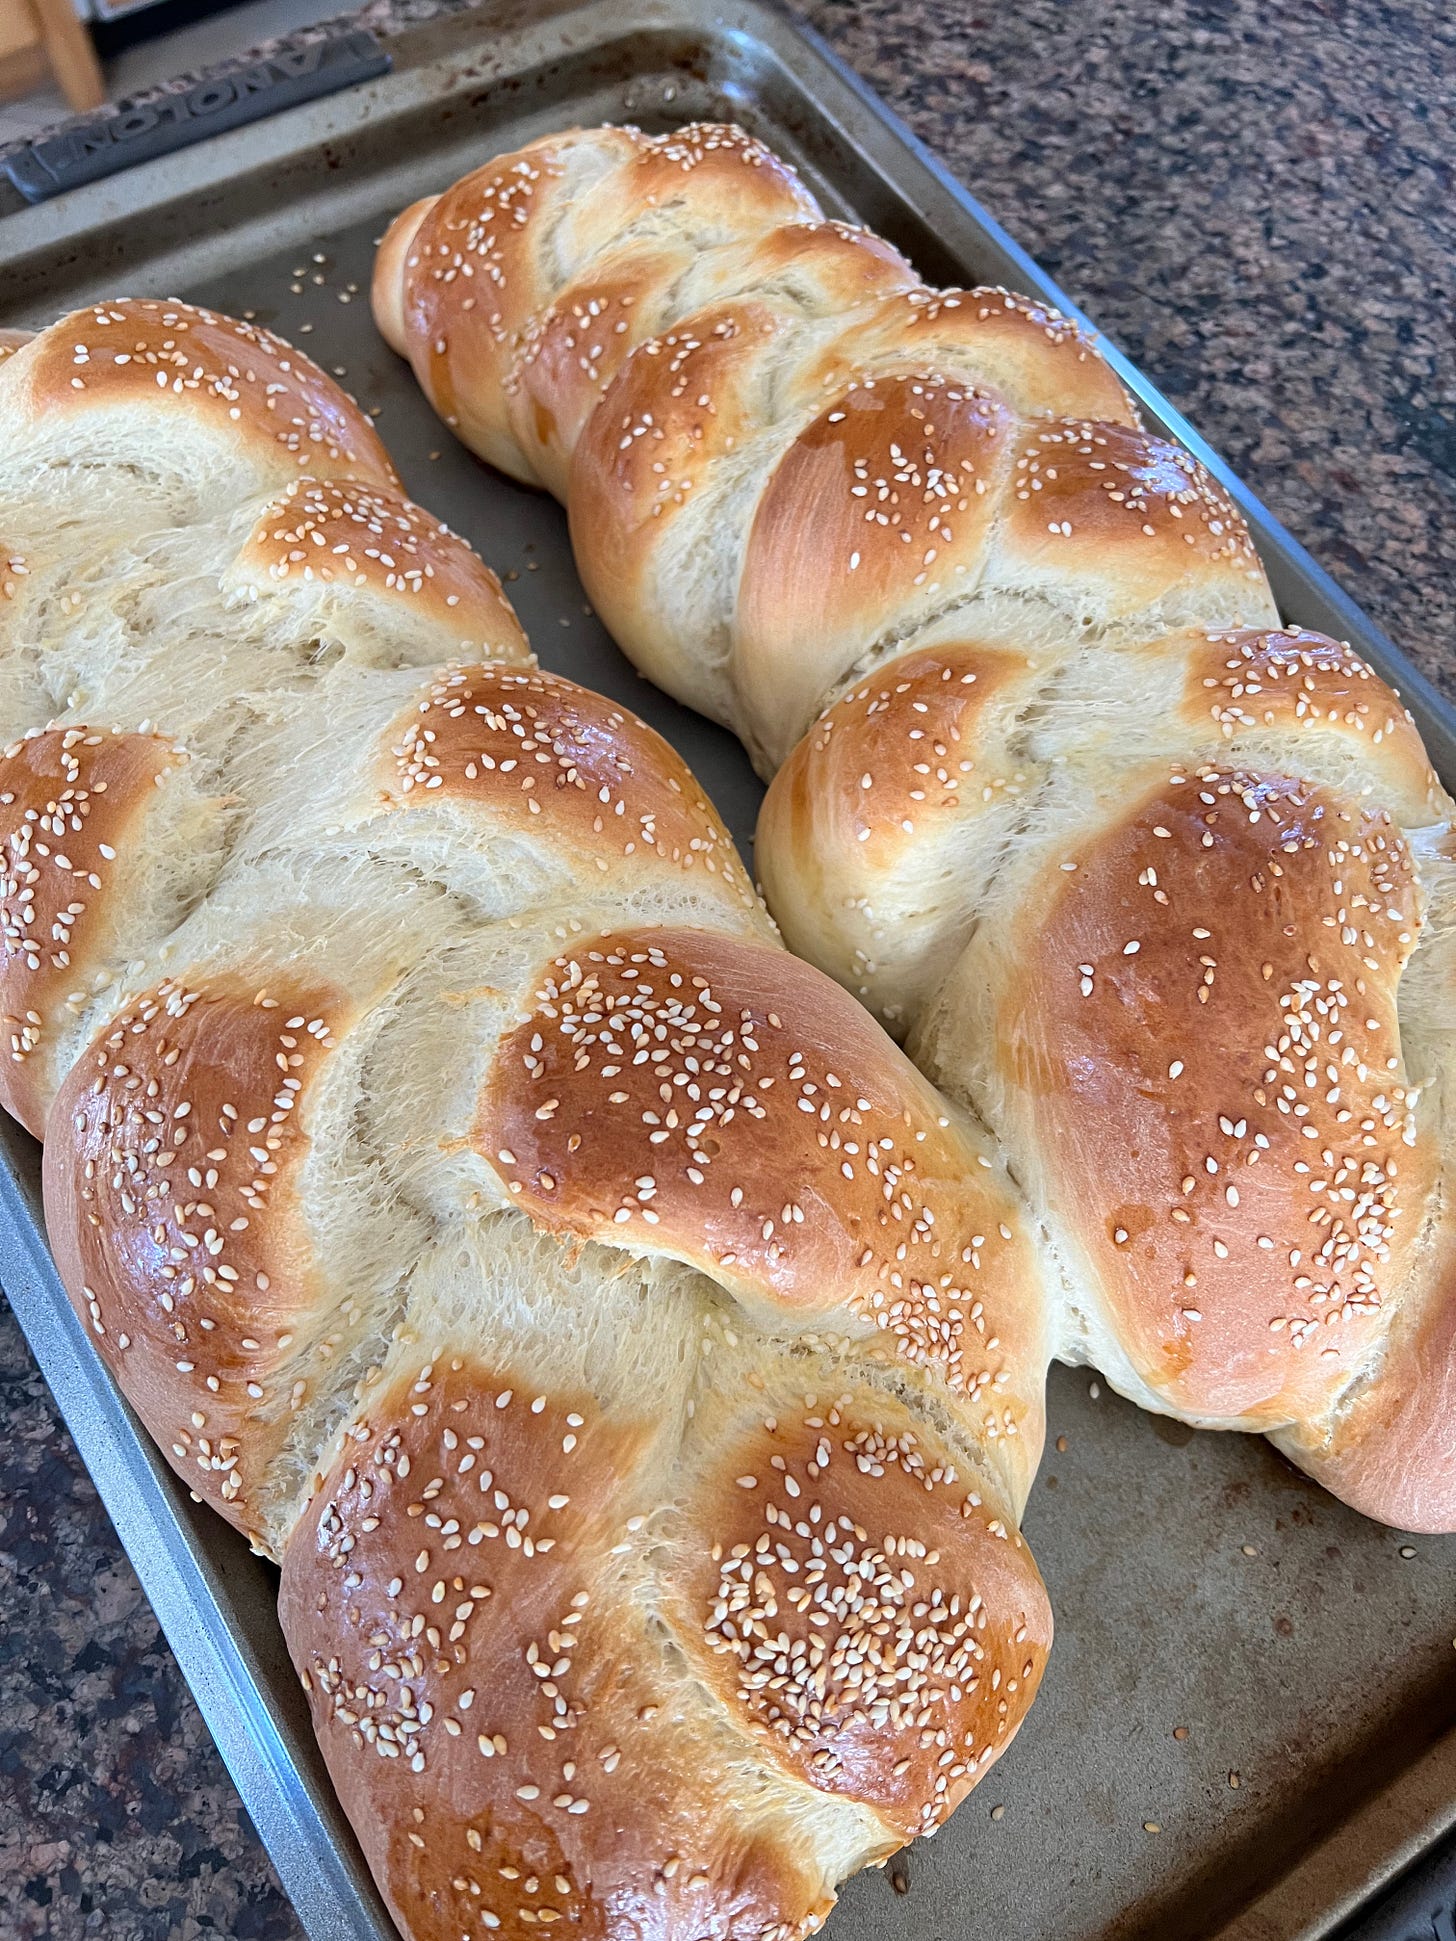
[2,299,1053,1941]
[374,121,1456,1533]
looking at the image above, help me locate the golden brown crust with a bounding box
[379,665,758,907]
[764,645,1029,874]
[831,284,1137,425]
[279,1352,841,1941]
[672,1394,1051,1838]
[392,134,597,479]
[576,121,819,235]
[0,328,33,364]
[389,125,820,490]
[1004,764,1429,1425]
[9,300,398,488]
[0,726,190,1136]
[756,643,1041,1027]
[230,478,531,657]
[478,927,1046,1471]
[568,300,789,644]
[377,127,1168,784]
[3,272,1068,1941]
[43,972,353,1549]
[1182,626,1441,819]
[510,219,913,502]
[507,251,692,497]
[1276,1222,1456,1533]
[994,418,1272,619]
[374,120,1456,1545]
[736,377,1019,750]
[718,219,916,313]
[372,197,438,357]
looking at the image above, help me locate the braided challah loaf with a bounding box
[2,299,1054,1941]
[374,121,1456,1533]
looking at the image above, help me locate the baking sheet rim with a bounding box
[0,1,1452,1935]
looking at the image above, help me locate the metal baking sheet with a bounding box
[0,3,1453,1939]
[1341,1835,1456,1940]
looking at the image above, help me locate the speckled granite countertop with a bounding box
[1,1,1452,1933]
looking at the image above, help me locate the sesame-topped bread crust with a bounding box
[0,725,202,1132]
[669,1371,1050,1840]
[479,926,1048,1501]
[833,284,1136,422]
[2,300,399,499]
[382,665,759,900]
[734,375,1019,753]
[975,765,1426,1425]
[377,121,1456,1533]
[755,635,1049,1030]
[373,124,819,492]
[229,478,527,656]
[45,966,394,1553]
[6,298,1055,1941]
[279,1350,870,1941]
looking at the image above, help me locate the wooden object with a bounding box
[0,0,104,111]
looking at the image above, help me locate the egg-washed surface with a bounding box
[374,109,1456,1537]
[43,970,379,1554]
[1002,764,1426,1425]
[281,1352,850,1941]
[478,924,1049,1501]
[5,6,1454,1941]
[2,294,1054,1941]
[669,1385,1052,1838]
[0,725,191,1134]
